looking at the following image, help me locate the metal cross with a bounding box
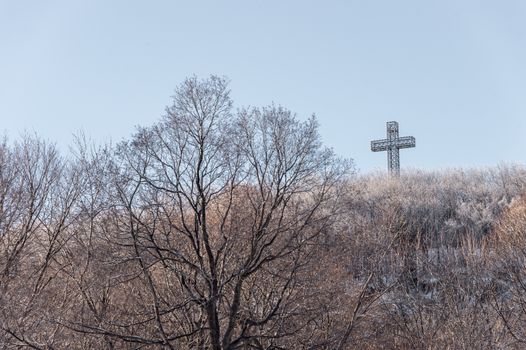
[371,121,415,177]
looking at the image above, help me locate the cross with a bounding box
[371,121,415,177]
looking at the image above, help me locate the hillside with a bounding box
[2,77,526,349]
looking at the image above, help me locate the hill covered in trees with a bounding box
[1,76,526,349]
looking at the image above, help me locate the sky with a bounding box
[1,1,526,173]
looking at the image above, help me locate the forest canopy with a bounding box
[1,76,526,349]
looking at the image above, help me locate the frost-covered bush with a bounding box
[335,165,526,349]
[347,165,526,247]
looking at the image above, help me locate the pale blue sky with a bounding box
[1,1,526,172]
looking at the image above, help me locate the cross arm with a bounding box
[371,139,390,152]
[394,136,415,149]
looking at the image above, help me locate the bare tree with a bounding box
[65,76,351,349]
[0,135,84,348]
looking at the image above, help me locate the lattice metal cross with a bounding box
[371,121,415,177]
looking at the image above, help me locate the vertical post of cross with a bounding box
[386,121,400,177]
